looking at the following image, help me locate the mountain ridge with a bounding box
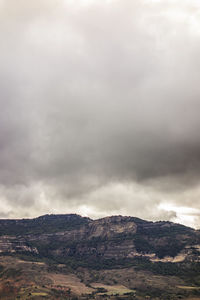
[0,213,199,262]
[0,214,200,299]
[0,213,195,229]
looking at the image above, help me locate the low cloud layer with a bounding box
[1,0,200,228]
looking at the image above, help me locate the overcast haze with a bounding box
[0,0,200,228]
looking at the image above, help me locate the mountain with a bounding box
[0,214,199,263]
[0,214,200,299]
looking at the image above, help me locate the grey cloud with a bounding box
[0,0,200,226]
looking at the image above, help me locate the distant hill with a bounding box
[0,214,200,299]
[0,214,199,263]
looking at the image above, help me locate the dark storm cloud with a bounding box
[0,0,200,226]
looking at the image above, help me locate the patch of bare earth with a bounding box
[91,283,133,295]
[77,266,184,292]
[47,273,94,295]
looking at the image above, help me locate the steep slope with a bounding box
[0,214,199,265]
[0,214,200,299]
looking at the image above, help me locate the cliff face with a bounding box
[0,214,199,264]
[0,236,38,254]
[87,216,137,239]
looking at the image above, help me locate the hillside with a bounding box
[0,214,200,299]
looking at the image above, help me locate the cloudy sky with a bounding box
[0,0,200,228]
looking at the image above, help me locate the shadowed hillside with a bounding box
[0,214,200,299]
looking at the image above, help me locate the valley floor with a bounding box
[0,256,200,299]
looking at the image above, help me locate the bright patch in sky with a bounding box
[159,203,200,228]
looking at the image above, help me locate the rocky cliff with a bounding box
[0,214,199,266]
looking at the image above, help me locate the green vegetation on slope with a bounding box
[0,214,90,236]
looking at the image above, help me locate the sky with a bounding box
[0,0,200,228]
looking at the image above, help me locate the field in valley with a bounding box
[0,256,199,299]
